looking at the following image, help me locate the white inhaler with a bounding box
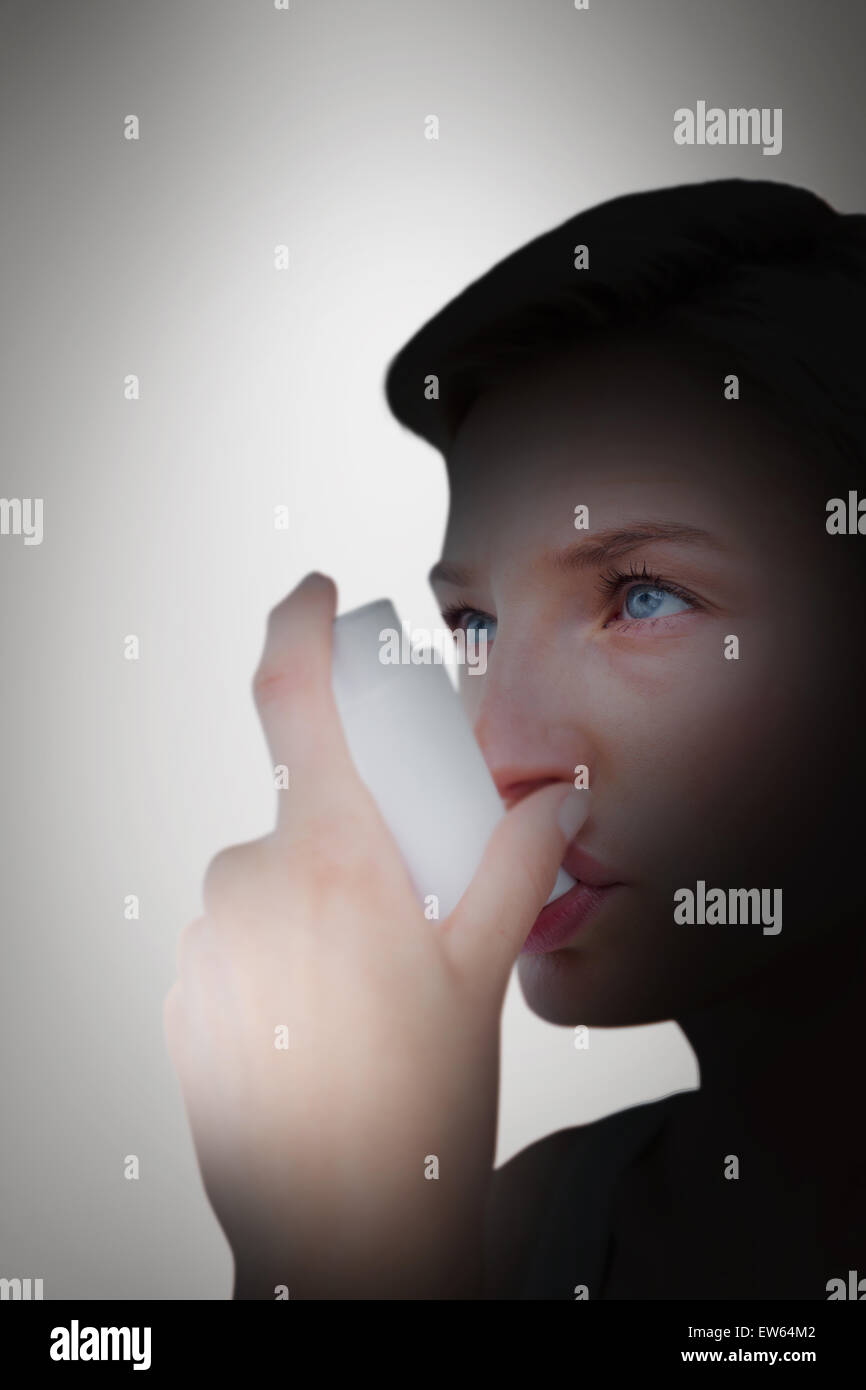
[331,599,576,920]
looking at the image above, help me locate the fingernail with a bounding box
[557,790,588,842]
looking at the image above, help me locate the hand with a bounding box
[164,573,587,1299]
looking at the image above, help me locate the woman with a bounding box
[165,179,866,1299]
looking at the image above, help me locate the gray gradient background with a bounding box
[1,0,863,1299]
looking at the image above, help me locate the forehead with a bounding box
[442,338,816,551]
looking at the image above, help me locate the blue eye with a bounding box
[443,607,497,641]
[624,584,691,620]
[462,611,497,640]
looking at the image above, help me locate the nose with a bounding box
[471,643,593,811]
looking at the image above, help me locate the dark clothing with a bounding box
[483,1090,860,1300]
[484,1094,676,1300]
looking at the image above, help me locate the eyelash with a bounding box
[440,563,702,632]
[440,599,485,631]
[596,560,701,611]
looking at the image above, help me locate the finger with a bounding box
[445,785,590,989]
[174,915,231,1037]
[201,840,283,924]
[163,978,186,1067]
[252,573,361,834]
[176,914,211,978]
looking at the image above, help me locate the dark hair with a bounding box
[384,180,866,482]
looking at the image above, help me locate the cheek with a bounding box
[589,621,822,875]
[592,618,762,760]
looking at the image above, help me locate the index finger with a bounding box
[252,572,359,833]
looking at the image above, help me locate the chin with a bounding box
[516,949,690,1029]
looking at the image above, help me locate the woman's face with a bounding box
[432,338,862,1027]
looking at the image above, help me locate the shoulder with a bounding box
[481,1126,585,1299]
[481,1091,695,1299]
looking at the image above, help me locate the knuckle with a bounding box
[162,979,184,1056]
[251,663,290,707]
[176,915,208,974]
[252,660,316,711]
[199,812,392,927]
[202,840,270,917]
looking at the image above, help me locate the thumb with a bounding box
[445,784,590,988]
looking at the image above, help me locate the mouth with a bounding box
[521,846,623,955]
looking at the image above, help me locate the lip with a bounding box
[521,847,623,955]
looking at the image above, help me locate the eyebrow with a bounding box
[428,521,723,587]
